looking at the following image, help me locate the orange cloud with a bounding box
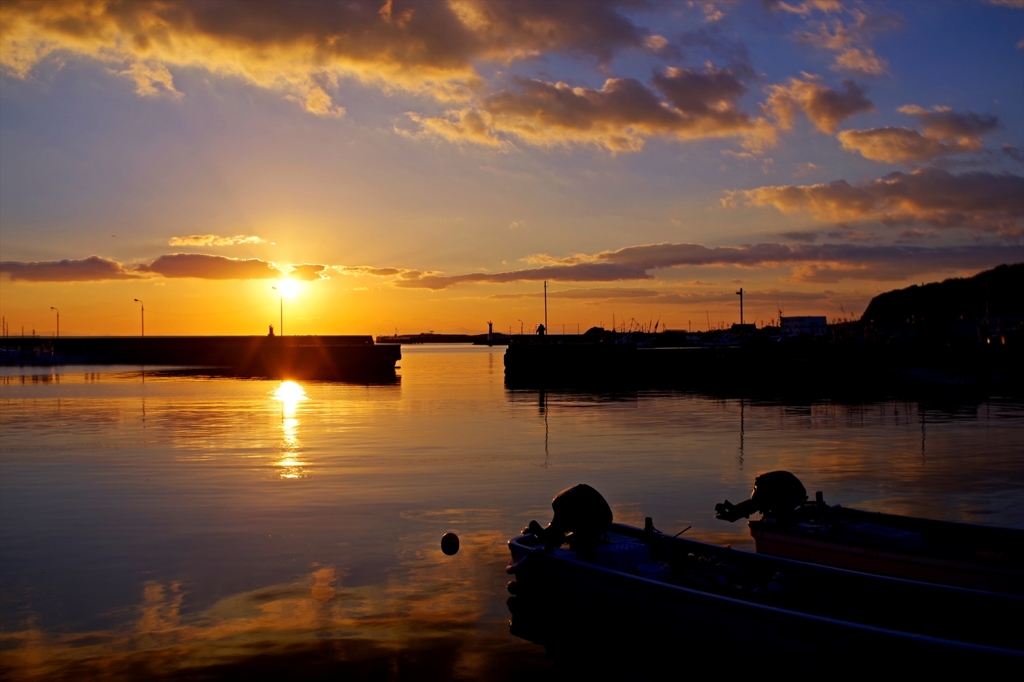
[0,0,663,115]
[732,168,1024,235]
[837,128,977,164]
[795,7,900,76]
[168,234,268,247]
[764,75,874,133]
[0,256,141,282]
[837,106,999,164]
[770,0,843,17]
[409,67,776,153]
[402,109,505,148]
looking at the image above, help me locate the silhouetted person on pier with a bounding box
[268,325,275,337]
[537,324,546,336]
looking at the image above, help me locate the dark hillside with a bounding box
[862,263,1023,327]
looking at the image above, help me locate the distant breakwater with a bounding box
[502,336,1022,398]
[0,336,401,380]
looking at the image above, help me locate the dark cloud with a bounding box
[1004,145,1024,164]
[602,241,1015,283]
[336,265,410,277]
[135,254,283,279]
[778,231,819,242]
[287,264,331,281]
[733,168,1024,235]
[898,105,999,140]
[764,76,874,133]
[2,254,343,281]
[651,66,749,125]
[0,256,141,282]
[410,67,776,152]
[0,0,664,113]
[394,261,651,290]
[392,241,1015,289]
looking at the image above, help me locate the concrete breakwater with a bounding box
[0,336,401,380]
[502,336,1021,397]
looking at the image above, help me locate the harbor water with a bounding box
[2,345,1022,679]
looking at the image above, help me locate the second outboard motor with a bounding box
[526,484,613,548]
[715,471,807,522]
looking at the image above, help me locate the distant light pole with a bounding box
[133,299,144,337]
[518,319,523,335]
[50,307,59,338]
[272,286,283,336]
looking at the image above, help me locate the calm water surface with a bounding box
[2,345,1023,679]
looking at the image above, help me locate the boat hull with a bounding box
[507,524,1023,665]
[748,509,1024,594]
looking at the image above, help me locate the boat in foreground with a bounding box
[507,485,1023,667]
[715,471,1024,594]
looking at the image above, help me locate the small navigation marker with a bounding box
[441,532,460,556]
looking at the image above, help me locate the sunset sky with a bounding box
[1,0,1022,336]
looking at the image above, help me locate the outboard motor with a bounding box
[526,484,613,549]
[714,471,807,522]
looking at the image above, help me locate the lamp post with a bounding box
[518,319,523,335]
[272,286,283,336]
[50,307,59,338]
[133,299,144,337]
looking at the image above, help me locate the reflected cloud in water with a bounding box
[0,523,543,681]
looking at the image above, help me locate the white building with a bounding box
[780,316,827,336]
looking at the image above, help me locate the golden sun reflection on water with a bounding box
[272,381,309,479]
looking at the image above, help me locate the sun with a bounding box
[276,278,301,298]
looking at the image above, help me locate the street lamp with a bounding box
[133,299,144,337]
[271,286,283,336]
[518,319,523,335]
[50,307,59,339]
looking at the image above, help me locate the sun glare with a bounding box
[271,381,308,479]
[276,279,301,299]
[273,380,307,405]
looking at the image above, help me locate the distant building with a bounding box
[780,316,827,336]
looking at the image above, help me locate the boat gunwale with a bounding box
[750,525,1024,573]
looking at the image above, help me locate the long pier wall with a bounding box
[0,336,401,380]
[503,339,1021,396]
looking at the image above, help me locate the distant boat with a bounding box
[508,486,1023,665]
[715,471,1024,594]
